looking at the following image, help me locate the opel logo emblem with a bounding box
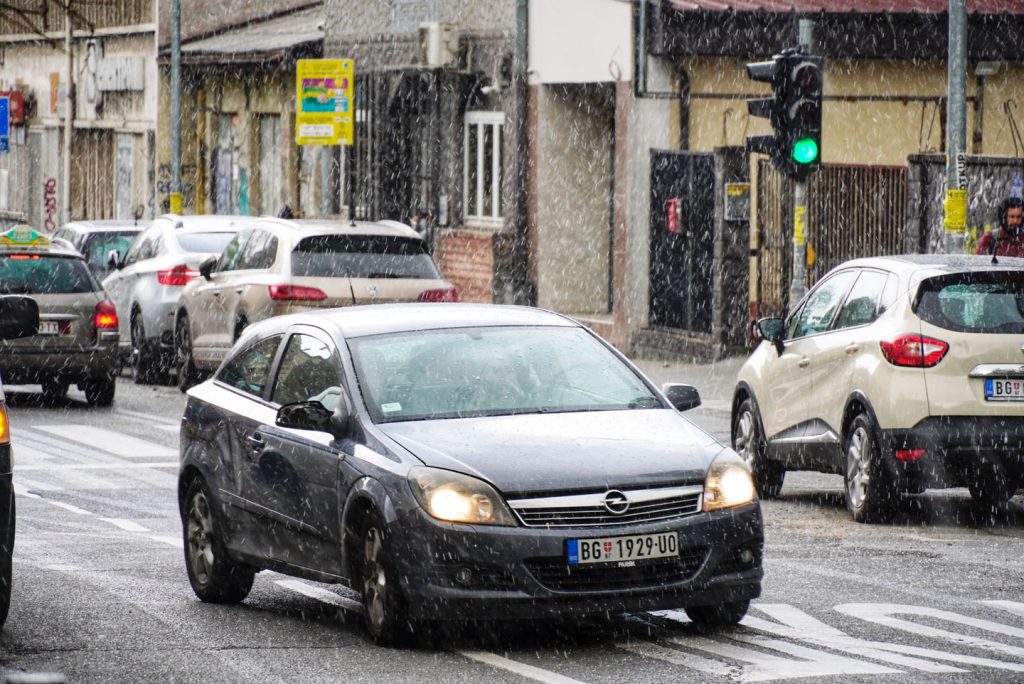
[367,284,379,297]
[602,490,630,515]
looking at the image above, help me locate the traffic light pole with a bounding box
[788,19,816,305]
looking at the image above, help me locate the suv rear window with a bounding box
[292,235,441,279]
[916,272,1024,333]
[178,232,236,254]
[0,254,98,294]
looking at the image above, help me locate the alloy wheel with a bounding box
[187,490,215,587]
[362,526,388,632]
[846,425,871,510]
[734,410,757,467]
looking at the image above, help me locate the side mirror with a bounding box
[276,398,351,438]
[199,255,217,280]
[0,296,39,340]
[661,383,702,412]
[757,317,785,355]
[107,250,122,271]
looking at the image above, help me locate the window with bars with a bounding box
[463,111,504,226]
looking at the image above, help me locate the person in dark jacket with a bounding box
[976,197,1024,257]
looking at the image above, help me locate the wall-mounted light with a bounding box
[975,61,1001,76]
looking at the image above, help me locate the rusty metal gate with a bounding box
[754,161,907,318]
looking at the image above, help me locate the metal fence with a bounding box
[755,160,907,317]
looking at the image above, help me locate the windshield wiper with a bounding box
[627,396,661,409]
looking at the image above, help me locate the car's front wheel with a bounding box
[685,599,749,629]
[732,398,785,498]
[844,413,896,523]
[182,479,254,603]
[359,513,410,645]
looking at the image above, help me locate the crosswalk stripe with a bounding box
[12,476,61,491]
[100,518,150,533]
[275,579,364,613]
[149,535,184,549]
[32,424,177,458]
[48,501,92,515]
[457,651,589,684]
[16,462,178,471]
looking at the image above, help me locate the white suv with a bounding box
[732,254,1024,523]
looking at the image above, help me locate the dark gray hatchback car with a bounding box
[178,304,763,644]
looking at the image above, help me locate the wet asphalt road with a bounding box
[2,365,1024,683]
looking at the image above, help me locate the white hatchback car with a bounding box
[733,254,1024,523]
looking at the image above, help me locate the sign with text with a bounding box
[295,59,353,146]
[0,97,8,154]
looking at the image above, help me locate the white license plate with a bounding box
[567,532,678,565]
[984,378,1024,401]
[37,321,60,336]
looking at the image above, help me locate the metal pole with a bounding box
[788,19,815,304]
[61,9,74,225]
[944,0,968,253]
[320,147,330,218]
[170,0,183,214]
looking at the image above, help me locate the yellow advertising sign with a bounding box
[794,205,807,246]
[943,189,968,232]
[295,59,354,146]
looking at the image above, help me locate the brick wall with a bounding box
[436,229,495,303]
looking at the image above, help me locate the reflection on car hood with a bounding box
[378,409,722,495]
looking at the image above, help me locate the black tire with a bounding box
[685,600,749,629]
[131,314,157,385]
[359,512,410,645]
[967,462,1017,513]
[843,413,896,524]
[83,375,116,407]
[175,315,200,393]
[0,500,14,630]
[182,478,254,604]
[732,398,785,499]
[40,377,68,403]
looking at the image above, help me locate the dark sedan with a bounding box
[178,304,763,644]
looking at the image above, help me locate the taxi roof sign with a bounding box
[0,226,51,250]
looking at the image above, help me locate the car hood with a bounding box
[377,409,723,495]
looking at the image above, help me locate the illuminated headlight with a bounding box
[408,467,517,526]
[703,450,756,512]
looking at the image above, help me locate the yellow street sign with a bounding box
[296,59,354,146]
[943,189,967,232]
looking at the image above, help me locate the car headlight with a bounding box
[408,467,518,526]
[703,450,756,512]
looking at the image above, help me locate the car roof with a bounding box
[832,254,1024,279]
[60,220,147,233]
[158,214,264,234]
[273,218,422,240]
[241,303,578,341]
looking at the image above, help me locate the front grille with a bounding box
[525,546,708,592]
[509,485,703,528]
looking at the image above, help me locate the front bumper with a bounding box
[883,416,1024,487]
[388,503,763,621]
[0,344,119,383]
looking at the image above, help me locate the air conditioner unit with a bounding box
[419,22,457,69]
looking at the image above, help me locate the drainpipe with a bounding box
[170,0,183,214]
[62,10,74,224]
[635,0,677,100]
[513,0,531,304]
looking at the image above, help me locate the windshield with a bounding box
[0,254,98,294]
[83,232,138,272]
[349,326,661,422]
[293,235,441,279]
[178,231,237,254]
[916,271,1024,334]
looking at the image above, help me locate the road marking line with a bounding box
[32,424,177,458]
[113,407,179,428]
[983,600,1024,619]
[16,462,178,471]
[100,518,150,533]
[457,651,589,684]
[12,483,40,498]
[618,641,733,676]
[12,477,60,491]
[276,579,364,613]
[47,501,93,515]
[149,535,184,549]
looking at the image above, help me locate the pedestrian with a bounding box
[976,197,1024,257]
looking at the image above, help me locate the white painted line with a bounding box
[114,407,180,428]
[99,518,150,533]
[618,641,732,677]
[48,501,93,515]
[12,483,40,499]
[155,425,180,433]
[983,600,1024,619]
[457,651,589,684]
[149,535,184,549]
[32,425,177,458]
[275,579,364,614]
[11,477,61,491]
[16,462,178,471]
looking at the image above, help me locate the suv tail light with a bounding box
[268,284,327,301]
[880,334,948,367]
[0,404,8,445]
[94,299,119,330]
[417,287,460,303]
[157,264,199,286]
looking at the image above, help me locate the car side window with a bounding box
[833,270,889,330]
[218,335,283,398]
[123,227,157,266]
[270,333,343,409]
[217,230,252,272]
[786,271,858,339]
[236,230,278,271]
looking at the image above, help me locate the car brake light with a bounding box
[94,299,119,330]
[896,449,926,462]
[157,264,199,286]
[268,284,327,301]
[880,334,948,368]
[417,287,460,303]
[0,405,8,445]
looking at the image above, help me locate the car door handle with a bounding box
[212,291,221,297]
[845,343,860,355]
[235,288,244,294]
[798,358,810,368]
[245,433,264,450]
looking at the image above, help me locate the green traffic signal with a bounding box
[792,137,819,165]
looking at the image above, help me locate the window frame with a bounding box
[215,333,285,401]
[462,111,504,227]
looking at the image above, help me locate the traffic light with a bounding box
[746,50,823,180]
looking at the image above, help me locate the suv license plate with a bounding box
[567,532,678,565]
[984,378,1024,401]
[37,321,59,336]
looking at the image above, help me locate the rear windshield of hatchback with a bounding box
[292,235,441,279]
[0,254,98,294]
[178,232,237,254]
[916,271,1024,333]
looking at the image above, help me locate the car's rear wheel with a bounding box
[131,314,158,385]
[175,315,200,393]
[732,399,785,498]
[40,377,68,403]
[359,512,410,645]
[844,413,896,523]
[183,479,254,603]
[83,375,116,407]
[685,600,749,629]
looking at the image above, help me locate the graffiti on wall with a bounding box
[43,178,58,232]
